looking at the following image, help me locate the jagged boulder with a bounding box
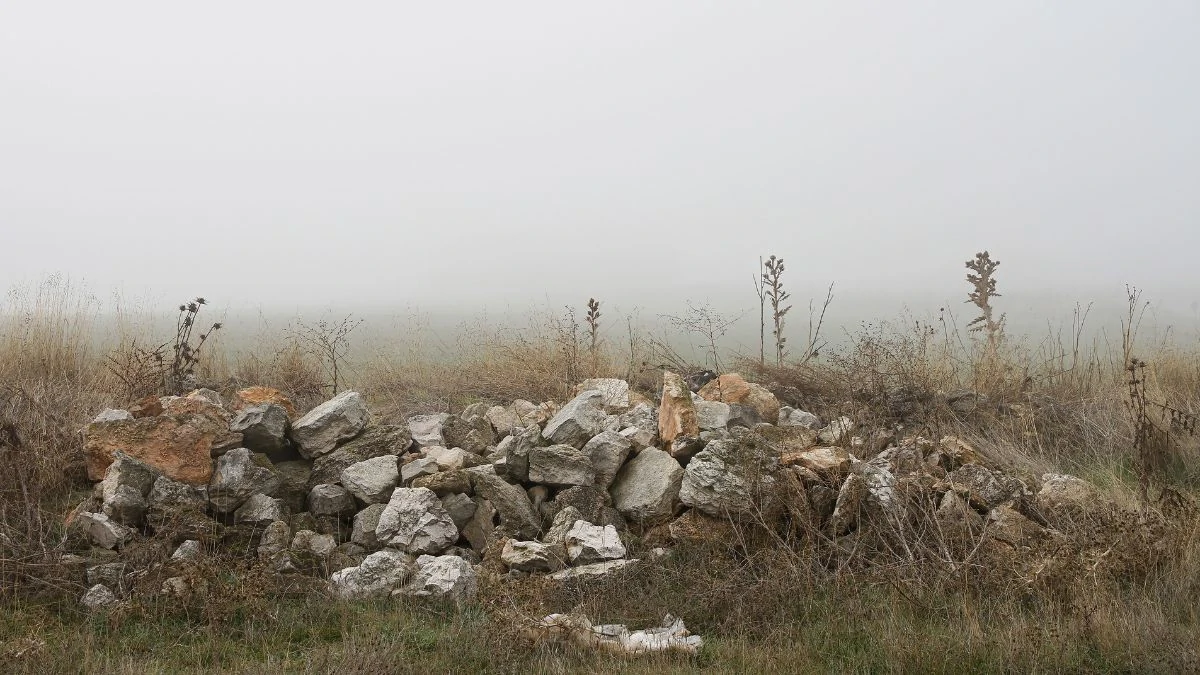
[697,374,780,425]
[658,372,699,449]
[309,425,411,487]
[609,448,683,524]
[679,437,778,520]
[290,391,369,459]
[230,404,291,457]
[70,512,133,550]
[396,554,477,605]
[208,448,281,513]
[309,484,358,517]
[375,487,459,554]
[502,539,566,572]
[351,503,387,550]
[84,402,227,484]
[582,431,632,488]
[442,415,494,455]
[945,464,1022,511]
[439,493,477,530]
[529,445,596,487]
[576,378,631,409]
[330,549,414,599]
[542,390,607,448]
[467,466,540,539]
[408,414,450,448]
[340,456,400,504]
[565,521,626,564]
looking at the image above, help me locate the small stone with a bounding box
[502,539,565,572]
[425,446,468,471]
[565,521,626,564]
[413,470,471,496]
[171,539,202,561]
[258,520,292,558]
[236,494,288,526]
[291,529,337,558]
[71,512,133,550]
[408,414,450,448]
[80,584,119,610]
[779,407,821,430]
[548,559,638,581]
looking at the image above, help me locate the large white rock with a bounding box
[407,413,450,448]
[694,401,731,431]
[577,378,631,409]
[678,438,777,520]
[396,554,477,605]
[565,521,626,564]
[424,445,467,471]
[375,487,459,554]
[340,455,400,504]
[582,431,633,488]
[290,391,370,459]
[528,444,596,487]
[330,549,414,599]
[542,391,607,447]
[609,447,683,523]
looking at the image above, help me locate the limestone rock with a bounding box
[84,406,226,484]
[408,413,450,448]
[697,374,780,425]
[291,529,337,558]
[330,549,414,599]
[309,425,411,487]
[396,554,477,605]
[442,415,495,455]
[695,401,731,431]
[232,386,298,419]
[309,484,358,517]
[609,447,683,524]
[439,493,478,530]
[582,431,633,488]
[502,539,565,572]
[495,424,540,482]
[679,437,778,520]
[80,584,119,610]
[271,460,312,513]
[351,503,387,550]
[467,466,540,539]
[946,464,1021,511]
[781,447,852,480]
[171,539,202,561]
[462,497,496,552]
[658,372,699,448]
[830,473,866,536]
[485,405,522,438]
[547,486,624,530]
[778,406,821,430]
[92,408,132,423]
[230,404,291,456]
[425,445,468,471]
[542,390,607,448]
[71,512,133,550]
[529,444,596,487]
[544,506,584,545]
[576,378,631,409]
[340,456,400,504]
[208,448,281,513]
[258,520,292,558]
[413,470,470,497]
[548,559,638,581]
[290,391,369,459]
[565,521,626,564]
[234,494,288,526]
[400,457,440,484]
[818,416,855,445]
[376,487,459,554]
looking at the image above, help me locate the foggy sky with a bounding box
[2,2,1198,315]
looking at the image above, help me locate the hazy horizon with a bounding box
[3,3,1198,316]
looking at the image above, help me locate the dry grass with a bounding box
[1,278,1199,671]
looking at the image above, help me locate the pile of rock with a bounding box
[68,372,1135,613]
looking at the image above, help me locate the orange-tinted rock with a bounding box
[657,372,698,445]
[127,396,163,419]
[85,412,223,485]
[697,374,781,424]
[231,387,298,419]
[781,447,852,480]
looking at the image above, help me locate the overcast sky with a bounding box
[2,2,1198,316]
